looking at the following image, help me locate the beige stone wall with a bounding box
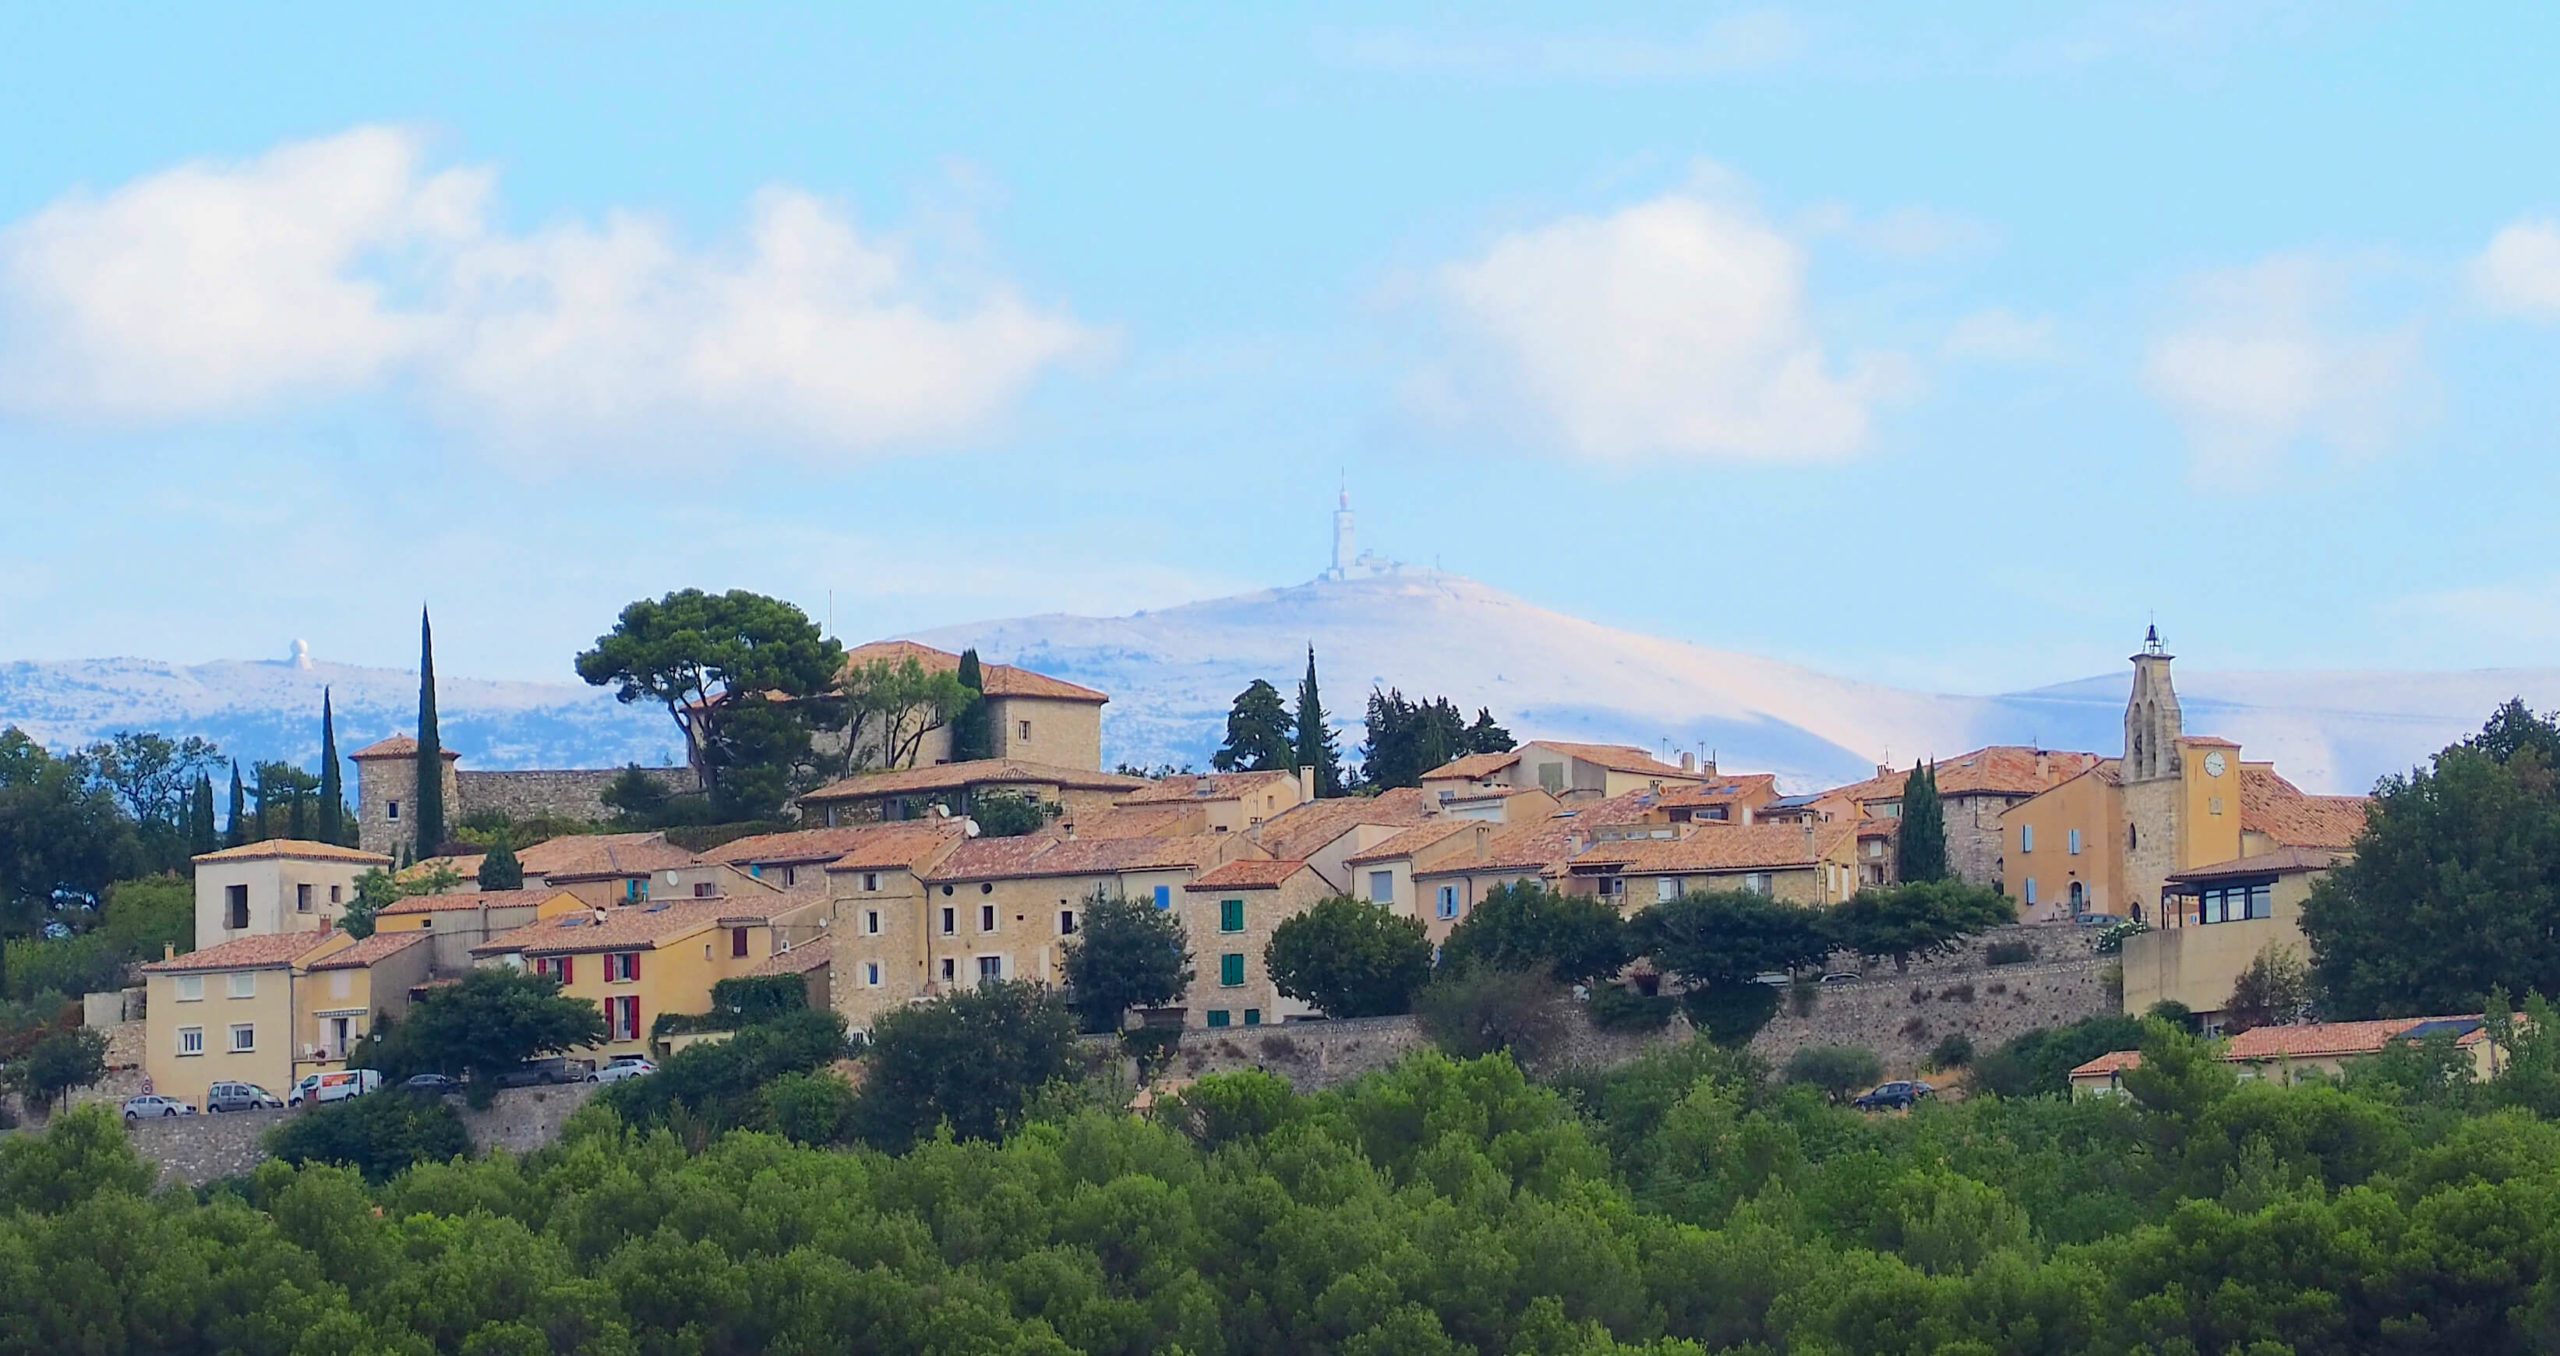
[831,866,935,1031]
[991,696,1104,771]
[2005,774,2126,919]
[2120,778,2182,922]
[1179,872,1329,1028]
[457,768,687,827]
[194,856,369,950]
[355,754,461,857]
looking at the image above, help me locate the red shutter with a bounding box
[628,953,640,982]
[732,927,749,958]
[560,956,574,985]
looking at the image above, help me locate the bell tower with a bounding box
[2123,625,2182,782]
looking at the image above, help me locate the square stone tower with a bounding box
[349,735,460,858]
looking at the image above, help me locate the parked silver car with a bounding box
[203,1081,284,1113]
[590,1055,658,1084]
[122,1094,194,1120]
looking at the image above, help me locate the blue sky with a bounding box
[2,3,2556,693]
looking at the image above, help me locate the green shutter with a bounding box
[1206,1010,1231,1028]
[1220,898,1244,932]
[1221,953,1245,986]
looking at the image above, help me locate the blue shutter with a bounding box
[1153,885,1171,910]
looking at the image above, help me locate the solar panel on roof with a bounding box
[2395,1018,2482,1041]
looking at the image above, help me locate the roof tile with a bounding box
[194,839,391,867]
[1186,859,1314,891]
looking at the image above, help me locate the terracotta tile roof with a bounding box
[1345,820,1481,866]
[1423,751,1523,781]
[378,887,581,917]
[2071,1050,2143,1078]
[1527,741,1701,779]
[841,640,1109,703]
[2179,736,2243,749]
[704,823,957,867]
[745,936,833,977]
[1417,820,1583,877]
[397,854,485,884]
[515,832,695,881]
[1186,859,1314,891]
[1249,788,1440,861]
[350,734,461,761]
[306,930,431,971]
[474,900,733,956]
[1563,789,1666,827]
[2167,846,2342,884]
[1116,771,1299,805]
[801,758,1146,804]
[1567,821,1856,874]
[1056,805,1206,839]
[1649,775,1781,808]
[144,931,333,973]
[1856,818,1900,840]
[1826,747,2106,806]
[2224,1015,2485,1061]
[1437,784,1547,802]
[925,834,1235,883]
[814,824,968,872]
[193,839,391,867]
[2239,767,2369,850]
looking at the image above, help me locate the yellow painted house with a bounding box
[139,927,432,1110]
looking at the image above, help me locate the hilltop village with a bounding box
[128,620,2363,1111]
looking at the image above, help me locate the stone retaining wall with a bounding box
[1099,1004,1703,1093]
[457,768,691,826]
[1749,955,2110,1077]
[109,1083,603,1188]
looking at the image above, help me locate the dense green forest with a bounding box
[10,1009,2560,1354]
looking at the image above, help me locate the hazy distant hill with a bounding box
[8,572,2552,795]
[916,569,2560,795]
[0,656,681,772]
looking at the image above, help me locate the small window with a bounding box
[864,961,882,987]
[2020,824,2034,853]
[1653,877,1676,903]
[1017,720,1032,741]
[1220,954,1245,987]
[1059,910,1078,935]
[2025,878,2039,905]
[693,882,715,898]
[1438,884,1461,919]
[229,1023,256,1053]
[175,976,204,1002]
[387,800,400,821]
[1368,871,1394,904]
[329,884,343,904]
[296,883,313,913]
[782,866,798,887]
[1152,885,1171,911]
[226,883,249,931]
[1206,1010,1231,1028]
[2209,797,2224,817]
[177,1026,203,1056]
[2128,824,2139,850]
[608,952,640,982]
[864,910,881,935]
[1743,873,1772,896]
[227,972,257,999]
[940,907,956,935]
[2068,828,2082,856]
[939,958,956,982]
[980,904,997,933]
[1220,898,1245,933]
[977,955,1003,983]
[1243,1009,1261,1027]
[731,927,749,958]
[862,872,880,892]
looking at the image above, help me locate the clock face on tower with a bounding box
[2203,751,2227,778]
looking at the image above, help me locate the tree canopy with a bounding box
[2302,699,2554,1017]
[1824,880,2013,973]
[947,648,996,763]
[355,967,605,1082]
[853,980,1077,1150]
[830,653,974,778]
[1358,688,1516,790]
[1437,881,1630,986]
[1060,889,1194,1033]
[1894,760,1948,883]
[575,588,844,799]
[1212,678,1297,773]
[1294,646,1344,798]
[1635,888,1830,1041]
[1266,894,1432,1017]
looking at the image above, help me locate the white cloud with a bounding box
[2474,220,2560,318]
[1429,190,1897,462]
[0,127,1100,457]
[2143,256,2424,484]
[1941,308,2058,363]
[1324,11,1802,81]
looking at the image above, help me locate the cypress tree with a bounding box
[318,687,344,845]
[949,649,995,761]
[1294,646,1343,798]
[1895,760,1950,884]
[225,761,247,847]
[189,773,218,858]
[414,608,446,856]
[477,839,524,891]
[288,784,306,840]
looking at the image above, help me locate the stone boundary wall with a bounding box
[1748,955,2110,1078]
[108,1083,603,1188]
[457,768,691,827]
[1092,1006,1705,1093]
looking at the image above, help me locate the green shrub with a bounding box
[1585,983,1675,1032]
[1983,939,2034,966]
[265,1092,469,1183]
[1783,1045,1883,1102]
[1415,966,1567,1061]
[1930,1033,1976,1068]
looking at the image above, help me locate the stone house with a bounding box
[514,832,698,907]
[1821,745,2106,891]
[823,640,1110,773]
[1347,822,1498,940]
[912,834,1259,1000]
[815,825,970,1032]
[139,927,429,1111]
[801,758,1146,827]
[1559,820,1862,910]
[373,887,591,974]
[1111,770,1310,834]
[192,839,391,950]
[348,733,689,858]
[1421,741,1710,802]
[1181,859,1332,1028]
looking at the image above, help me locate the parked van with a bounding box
[289,1068,383,1107]
[204,1081,284,1113]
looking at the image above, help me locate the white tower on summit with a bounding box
[1330,487,1357,579]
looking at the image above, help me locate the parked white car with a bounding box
[591,1056,658,1084]
[289,1068,383,1107]
[122,1094,194,1120]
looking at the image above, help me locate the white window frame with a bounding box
[229,1023,256,1053]
[1437,884,1460,919]
[1368,870,1395,904]
[227,972,257,999]
[1654,877,1678,903]
[177,1026,204,1056]
[175,975,204,1002]
[863,961,882,987]
[979,903,997,933]
[976,954,1005,984]
[863,909,881,935]
[862,872,880,892]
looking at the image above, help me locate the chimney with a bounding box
[1297,766,1316,801]
[1877,762,1893,779]
[1679,751,1696,773]
[2035,750,2049,781]
[163,942,175,961]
